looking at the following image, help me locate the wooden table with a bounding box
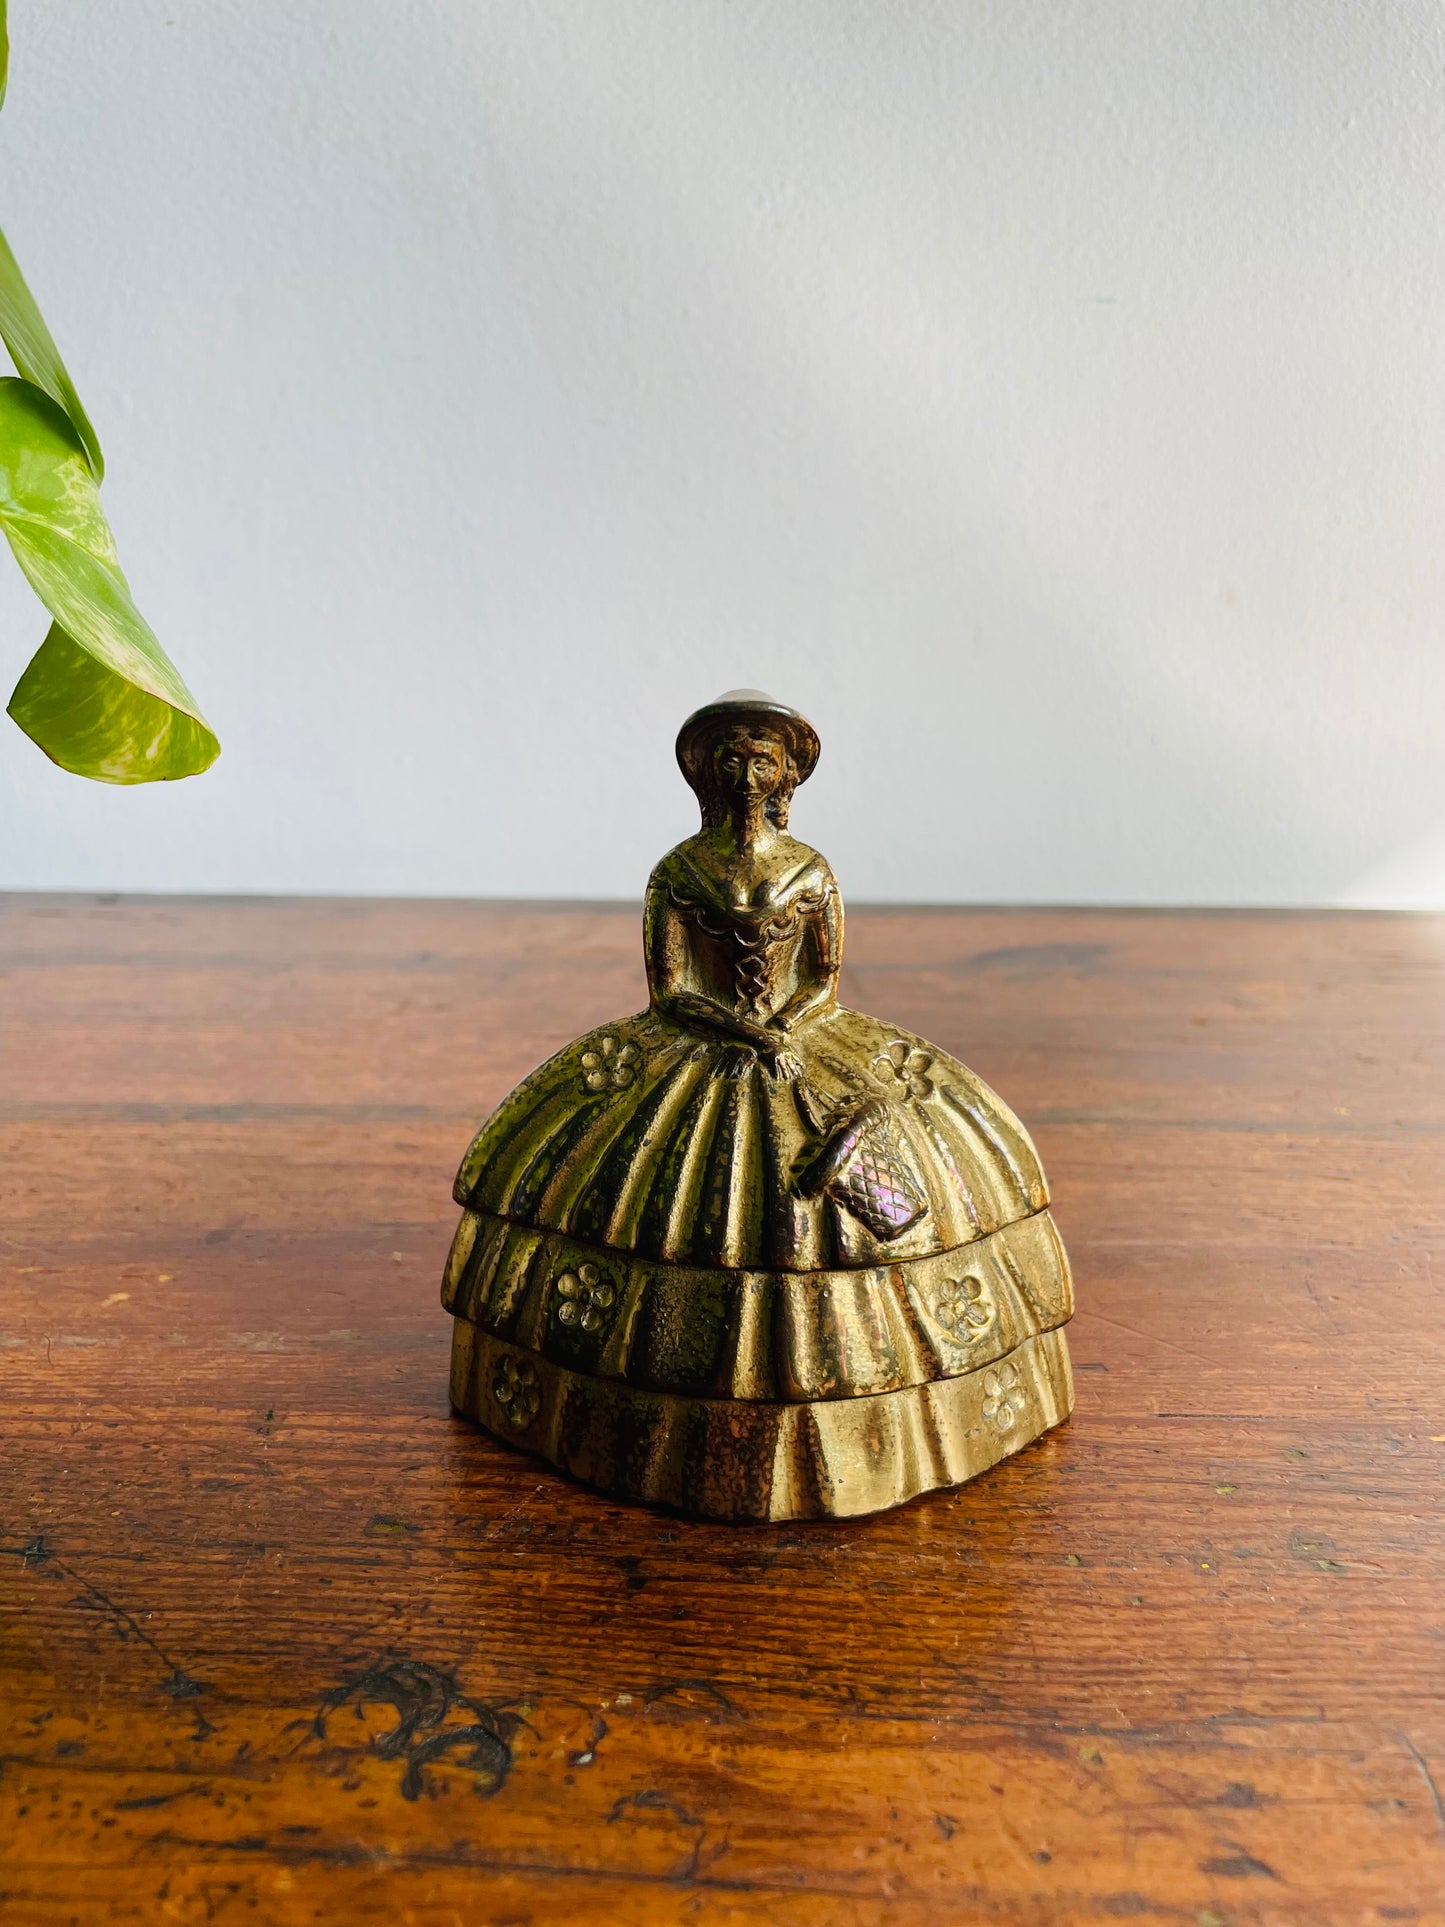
[4,895,1443,1926]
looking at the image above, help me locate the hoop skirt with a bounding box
[444,846,1073,1519]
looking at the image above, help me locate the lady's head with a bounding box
[676,691,820,830]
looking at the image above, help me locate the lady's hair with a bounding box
[686,721,800,830]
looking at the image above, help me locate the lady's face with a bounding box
[713,728,785,807]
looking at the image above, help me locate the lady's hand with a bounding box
[770,988,832,1038]
[766,1048,803,1082]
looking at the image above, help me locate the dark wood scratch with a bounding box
[1401,1732,1445,1851]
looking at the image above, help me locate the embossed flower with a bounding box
[493,1353,540,1428]
[556,1262,615,1334]
[935,1274,995,1343]
[982,1361,1026,1433]
[874,1039,935,1101]
[581,1033,641,1092]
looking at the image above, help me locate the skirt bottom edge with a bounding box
[449,1321,1073,1522]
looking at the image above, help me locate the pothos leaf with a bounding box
[0,224,103,479]
[0,378,217,781]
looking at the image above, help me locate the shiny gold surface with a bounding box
[445,690,1074,1517]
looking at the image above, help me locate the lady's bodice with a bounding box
[646,839,838,1021]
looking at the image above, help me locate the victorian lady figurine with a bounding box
[444,692,1073,1519]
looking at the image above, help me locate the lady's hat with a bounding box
[675,689,821,788]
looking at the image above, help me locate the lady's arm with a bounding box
[644,872,779,1054]
[772,879,842,1034]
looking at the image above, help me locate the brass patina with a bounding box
[444,691,1074,1519]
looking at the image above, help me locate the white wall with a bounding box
[0,0,1441,906]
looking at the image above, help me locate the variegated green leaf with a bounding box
[0,223,103,480]
[0,378,217,782]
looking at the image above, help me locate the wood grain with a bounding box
[2,894,1443,1925]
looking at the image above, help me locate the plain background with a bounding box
[0,0,1441,907]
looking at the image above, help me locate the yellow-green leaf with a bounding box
[9,622,218,783]
[0,378,217,782]
[0,225,103,479]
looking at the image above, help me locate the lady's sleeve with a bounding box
[643,861,687,1003]
[811,864,843,986]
